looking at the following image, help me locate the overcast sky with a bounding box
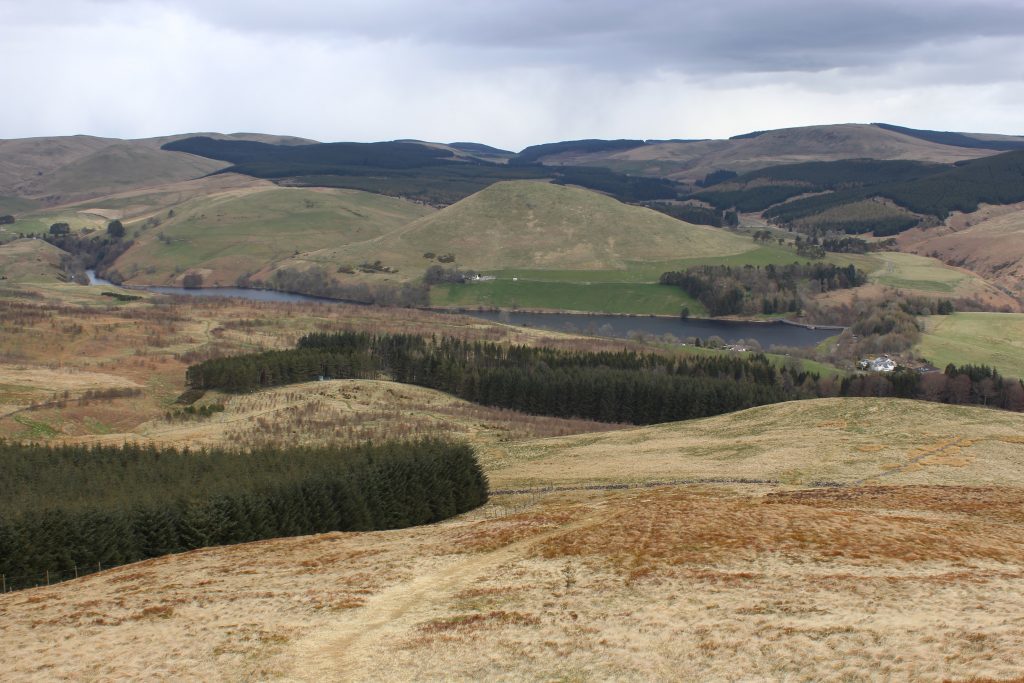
[1,0,1022,150]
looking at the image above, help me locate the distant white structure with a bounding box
[859,355,897,372]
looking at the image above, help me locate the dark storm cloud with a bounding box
[153,0,1024,74]
[1,0,1022,145]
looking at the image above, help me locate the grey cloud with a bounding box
[144,0,1024,74]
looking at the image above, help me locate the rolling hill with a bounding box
[0,238,71,284]
[300,180,754,275]
[108,186,435,285]
[3,398,1024,680]
[521,123,1019,184]
[900,202,1024,297]
[0,132,316,206]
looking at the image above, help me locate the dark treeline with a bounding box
[822,236,898,253]
[762,191,920,236]
[659,263,867,316]
[873,124,1024,152]
[0,439,487,590]
[44,232,133,283]
[646,202,738,228]
[187,332,818,424]
[693,159,945,212]
[510,139,647,165]
[764,151,1024,234]
[237,266,430,307]
[840,364,1024,411]
[549,166,681,202]
[875,150,1024,219]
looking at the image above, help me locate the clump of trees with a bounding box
[238,266,429,307]
[424,265,477,284]
[659,263,866,316]
[646,203,737,228]
[0,438,487,591]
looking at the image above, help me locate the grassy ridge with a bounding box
[325,181,754,275]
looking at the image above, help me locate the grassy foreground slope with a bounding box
[318,180,754,274]
[111,187,434,285]
[3,398,1024,680]
[491,397,1024,488]
[918,312,1024,378]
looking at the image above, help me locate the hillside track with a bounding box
[287,505,616,681]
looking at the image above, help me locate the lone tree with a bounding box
[49,222,71,235]
[0,214,15,225]
[107,220,126,239]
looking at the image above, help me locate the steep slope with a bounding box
[315,180,753,274]
[900,203,1024,297]
[110,186,434,285]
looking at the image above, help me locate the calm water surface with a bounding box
[85,272,840,348]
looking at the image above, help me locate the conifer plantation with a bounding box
[187,332,817,424]
[0,439,487,591]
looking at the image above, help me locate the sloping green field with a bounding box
[918,312,1024,378]
[111,187,434,285]
[323,180,756,274]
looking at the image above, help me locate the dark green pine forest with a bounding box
[0,439,487,591]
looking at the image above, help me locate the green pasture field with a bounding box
[918,312,1024,378]
[431,279,705,315]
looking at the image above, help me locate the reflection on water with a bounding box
[467,311,839,349]
[85,273,840,348]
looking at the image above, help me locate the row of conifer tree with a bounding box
[186,331,816,424]
[0,439,487,590]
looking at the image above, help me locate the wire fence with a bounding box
[2,562,114,594]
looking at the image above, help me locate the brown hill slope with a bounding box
[538,124,1000,183]
[0,132,316,205]
[900,203,1024,299]
[1,399,1023,680]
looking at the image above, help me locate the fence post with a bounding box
[2,574,5,593]
[73,563,78,579]
[45,570,50,586]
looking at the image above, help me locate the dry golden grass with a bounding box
[0,290,623,442]
[4,286,1024,680]
[490,397,1024,490]
[5,485,1024,681]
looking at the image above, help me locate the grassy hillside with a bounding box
[0,132,316,204]
[0,238,70,283]
[321,180,753,274]
[492,397,1024,488]
[3,398,1024,680]
[918,312,1024,378]
[900,203,1024,297]
[111,187,434,285]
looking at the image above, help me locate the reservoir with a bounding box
[465,310,839,348]
[86,272,840,348]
